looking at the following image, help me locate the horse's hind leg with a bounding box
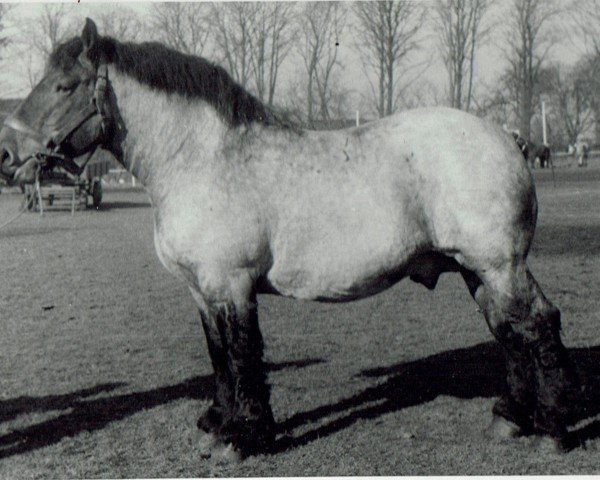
[524,270,580,440]
[461,267,536,436]
[461,262,579,444]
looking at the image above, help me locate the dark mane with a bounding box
[50,37,295,130]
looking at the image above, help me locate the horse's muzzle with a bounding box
[12,158,40,185]
[0,144,38,185]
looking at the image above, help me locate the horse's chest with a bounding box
[151,193,269,286]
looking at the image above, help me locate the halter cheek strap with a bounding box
[94,63,110,126]
[46,102,99,150]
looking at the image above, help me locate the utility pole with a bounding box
[541,100,547,145]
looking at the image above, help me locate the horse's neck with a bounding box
[108,69,227,191]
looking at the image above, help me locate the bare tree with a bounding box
[472,87,514,125]
[297,2,347,123]
[353,1,426,118]
[96,8,144,42]
[504,0,560,139]
[0,4,12,57]
[0,4,16,97]
[17,4,80,87]
[211,2,257,88]
[29,4,78,59]
[248,2,296,106]
[536,63,592,145]
[150,2,212,56]
[401,80,444,110]
[571,55,600,143]
[571,0,600,141]
[433,0,493,110]
[573,0,600,55]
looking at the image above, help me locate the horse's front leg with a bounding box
[196,306,234,436]
[191,283,275,459]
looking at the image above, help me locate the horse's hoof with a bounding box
[531,435,568,454]
[484,415,523,440]
[197,432,219,458]
[196,433,244,463]
[212,442,244,464]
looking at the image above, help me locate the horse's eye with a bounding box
[56,80,79,93]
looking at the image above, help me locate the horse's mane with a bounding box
[50,37,295,130]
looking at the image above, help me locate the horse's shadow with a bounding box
[2,345,600,459]
[271,342,600,453]
[0,358,322,459]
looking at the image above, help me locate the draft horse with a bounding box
[511,132,551,169]
[0,20,580,460]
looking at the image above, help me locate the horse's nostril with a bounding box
[0,148,15,171]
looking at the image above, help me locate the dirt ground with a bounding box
[1,167,600,477]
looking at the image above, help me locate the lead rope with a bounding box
[0,130,100,231]
[0,163,42,231]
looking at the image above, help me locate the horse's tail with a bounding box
[516,175,538,259]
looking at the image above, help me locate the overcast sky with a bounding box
[0,0,587,113]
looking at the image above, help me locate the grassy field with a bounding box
[1,166,600,477]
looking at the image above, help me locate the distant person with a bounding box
[567,144,575,167]
[511,131,529,161]
[575,139,589,167]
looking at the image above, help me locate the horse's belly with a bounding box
[266,216,428,300]
[265,179,433,300]
[266,263,409,301]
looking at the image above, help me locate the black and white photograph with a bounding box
[0,0,600,476]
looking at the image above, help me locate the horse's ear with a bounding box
[82,18,98,52]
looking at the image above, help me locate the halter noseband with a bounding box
[3,63,111,175]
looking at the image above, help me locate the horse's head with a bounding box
[0,18,123,185]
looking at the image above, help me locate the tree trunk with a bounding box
[520,79,533,139]
[386,40,394,116]
[307,74,314,124]
[378,60,385,118]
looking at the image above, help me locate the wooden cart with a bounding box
[24,154,112,215]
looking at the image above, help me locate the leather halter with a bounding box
[3,63,110,175]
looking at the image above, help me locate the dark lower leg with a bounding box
[198,309,234,434]
[460,268,536,431]
[493,352,535,432]
[218,296,275,454]
[527,305,580,437]
[492,323,536,432]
